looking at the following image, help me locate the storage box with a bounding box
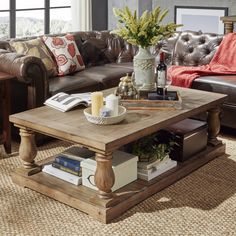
[81,150,138,191]
[167,119,208,162]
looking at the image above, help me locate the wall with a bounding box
[108,0,152,29]
[108,0,236,30]
[92,0,108,30]
[152,0,236,24]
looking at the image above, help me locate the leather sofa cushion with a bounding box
[49,63,133,95]
[106,62,133,69]
[90,63,133,88]
[220,103,236,129]
[192,75,236,104]
[49,72,102,95]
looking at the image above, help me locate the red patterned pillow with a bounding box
[42,34,85,76]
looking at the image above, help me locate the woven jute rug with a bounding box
[0,135,236,236]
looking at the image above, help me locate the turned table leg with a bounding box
[17,128,41,176]
[94,153,115,199]
[207,106,222,146]
[224,22,234,34]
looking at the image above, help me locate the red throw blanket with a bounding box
[168,33,236,88]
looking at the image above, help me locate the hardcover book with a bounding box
[61,146,95,161]
[55,155,81,172]
[52,162,81,176]
[42,164,82,185]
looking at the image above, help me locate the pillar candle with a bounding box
[91,92,104,116]
[105,94,119,116]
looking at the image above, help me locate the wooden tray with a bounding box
[120,92,182,110]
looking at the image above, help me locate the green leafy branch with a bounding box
[111,6,182,48]
[132,131,176,162]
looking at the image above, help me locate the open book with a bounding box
[44,92,91,112]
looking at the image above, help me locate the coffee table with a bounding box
[9,86,227,223]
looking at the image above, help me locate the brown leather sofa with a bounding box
[0,31,138,116]
[0,30,236,130]
[160,31,236,129]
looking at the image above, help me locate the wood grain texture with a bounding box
[207,106,222,146]
[9,86,227,223]
[220,16,236,33]
[95,153,115,199]
[9,86,227,153]
[11,143,225,223]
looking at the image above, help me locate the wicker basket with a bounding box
[84,106,127,125]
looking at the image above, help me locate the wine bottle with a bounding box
[156,52,167,95]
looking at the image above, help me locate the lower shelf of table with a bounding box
[11,143,226,223]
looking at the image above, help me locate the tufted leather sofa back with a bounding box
[172,31,224,66]
[0,30,224,68]
[76,31,139,64]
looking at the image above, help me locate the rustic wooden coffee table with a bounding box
[9,87,227,223]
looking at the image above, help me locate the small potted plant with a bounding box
[132,130,176,163]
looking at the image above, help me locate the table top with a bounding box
[9,86,227,153]
[0,72,14,81]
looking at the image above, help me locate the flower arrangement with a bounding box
[111,6,181,48]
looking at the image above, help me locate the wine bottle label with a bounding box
[157,71,167,87]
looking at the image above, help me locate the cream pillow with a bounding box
[10,38,58,77]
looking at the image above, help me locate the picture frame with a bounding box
[174,6,228,34]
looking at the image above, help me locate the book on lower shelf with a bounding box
[42,164,82,185]
[52,162,81,176]
[61,146,95,161]
[55,155,82,172]
[44,92,92,112]
[54,146,95,173]
[42,146,95,184]
[137,157,177,181]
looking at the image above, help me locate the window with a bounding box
[0,0,9,39]
[0,0,72,39]
[49,0,72,34]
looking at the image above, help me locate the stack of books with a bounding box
[42,146,95,185]
[137,156,177,181]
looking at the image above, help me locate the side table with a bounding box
[0,72,14,154]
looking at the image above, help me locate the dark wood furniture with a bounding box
[0,72,14,154]
[220,15,236,33]
[9,87,227,223]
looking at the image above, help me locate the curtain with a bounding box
[71,0,92,31]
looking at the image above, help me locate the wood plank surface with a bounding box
[11,143,225,223]
[9,87,227,152]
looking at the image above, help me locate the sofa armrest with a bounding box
[0,50,49,109]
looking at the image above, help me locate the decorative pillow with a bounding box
[42,34,85,76]
[10,38,58,77]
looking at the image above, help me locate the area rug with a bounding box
[0,135,236,236]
